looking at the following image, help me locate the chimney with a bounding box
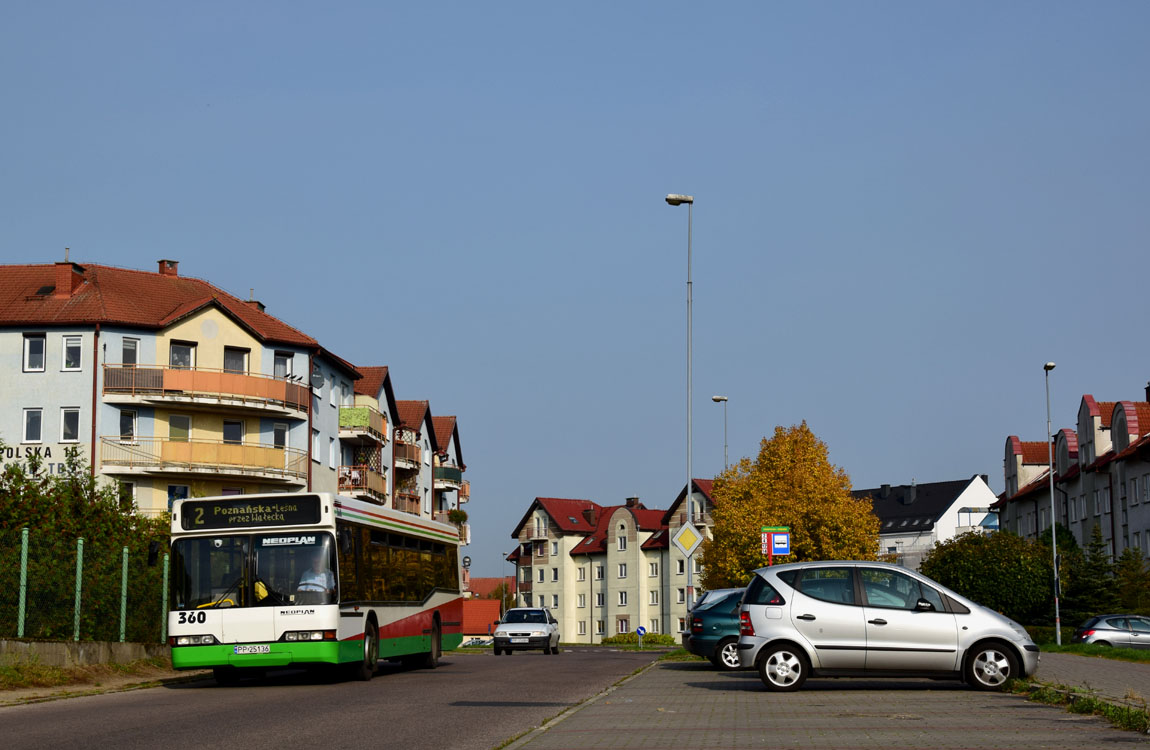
[53,262,85,298]
[625,496,640,508]
[582,508,596,526]
[1145,381,1149,403]
[157,259,179,277]
[901,480,917,506]
[245,299,266,313]
[880,484,891,498]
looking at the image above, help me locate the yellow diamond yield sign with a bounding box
[672,522,703,558]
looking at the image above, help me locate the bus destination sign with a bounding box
[181,496,322,530]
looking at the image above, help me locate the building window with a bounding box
[169,342,195,369]
[535,542,545,557]
[119,410,136,443]
[535,517,548,537]
[1093,491,1100,516]
[677,617,686,632]
[169,415,191,442]
[648,562,658,577]
[595,620,604,635]
[618,591,628,606]
[523,594,532,607]
[577,594,586,608]
[649,620,659,634]
[122,338,138,366]
[62,336,82,371]
[595,566,604,580]
[595,593,604,607]
[60,408,80,442]
[117,481,134,509]
[1133,479,1141,507]
[1104,488,1112,514]
[167,484,189,511]
[223,346,248,374]
[23,334,45,372]
[521,568,531,583]
[1144,475,1150,503]
[618,528,627,551]
[312,429,321,461]
[22,408,42,443]
[649,590,658,605]
[676,559,685,575]
[618,563,627,579]
[273,423,288,448]
[1079,495,1087,521]
[677,588,685,604]
[329,375,337,407]
[617,618,629,634]
[341,381,351,406]
[537,568,544,583]
[551,541,558,556]
[552,594,559,608]
[551,568,558,582]
[223,420,244,445]
[578,621,586,635]
[274,352,293,379]
[221,487,244,496]
[328,437,336,468]
[577,567,586,582]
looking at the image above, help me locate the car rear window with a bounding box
[745,575,785,606]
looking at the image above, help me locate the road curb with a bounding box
[0,671,211,707]
[500,656,663,750]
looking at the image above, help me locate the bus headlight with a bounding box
[171,634,219,646]
[282,630,335,642]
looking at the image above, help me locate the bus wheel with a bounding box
[351,621,378,681]
[422,621,441,669]
[213,666,240,686]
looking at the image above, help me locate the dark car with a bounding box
[1073,615,1150,648]
[685,589,745,670]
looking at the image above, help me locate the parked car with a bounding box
[685,588,745,670]
[1072,615,1150,648]
[492,607,561,655]
[737,561,1039,692]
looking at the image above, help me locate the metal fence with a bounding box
[0,526,169,643]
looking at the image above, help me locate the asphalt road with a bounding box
[0,648,660,750]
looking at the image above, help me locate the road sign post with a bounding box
[761,526,790,566]
[636,625,647,650]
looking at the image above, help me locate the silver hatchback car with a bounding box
[737,561,1039,691]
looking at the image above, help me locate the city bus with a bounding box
[167,492,464,683]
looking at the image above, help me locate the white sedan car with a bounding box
[493,608,561,655]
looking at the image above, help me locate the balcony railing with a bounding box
[395,492,420,515]
[677,511,713,528]
[103,365,309,414]
[458,480,470,503]
[100,436,307,481]
[338,464,387,503]
[339,406,387,444]
[433,465,463,489]
[394,442,420,467]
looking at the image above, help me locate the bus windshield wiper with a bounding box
[210,576,243,608]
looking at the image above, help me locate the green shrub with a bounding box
[599,632,676,646]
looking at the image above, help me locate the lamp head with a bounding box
[1044,362,1056,371]
[665,194,694,206]
[711,395,727,403]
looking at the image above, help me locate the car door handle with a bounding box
[868,619,887,626]
[796,614,816,621]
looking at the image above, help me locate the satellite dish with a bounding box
[309,370,325,389]
[462,556,471,569]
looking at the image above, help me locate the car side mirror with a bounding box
[914,598,936,612]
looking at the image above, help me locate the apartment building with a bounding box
[0,259,472,539]
[508,480,715,643]
[994,385,1150,559]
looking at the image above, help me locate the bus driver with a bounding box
[297,551,335,601]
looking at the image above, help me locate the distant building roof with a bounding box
[461,599,503,635]
[854,476,987,534]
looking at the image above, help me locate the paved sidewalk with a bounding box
[1037,651,1150,704]
[510,660,1147,749]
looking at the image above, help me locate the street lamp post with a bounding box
[666,193,694,608]
[712,396,728,470]
[1045,361,1061,645]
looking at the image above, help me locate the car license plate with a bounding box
[510,638,528,644]
[234,645,271,655]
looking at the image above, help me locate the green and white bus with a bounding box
[168,492,464,683]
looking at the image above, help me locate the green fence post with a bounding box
[73,537,84,642]
[17,527,29,638]
[119,546,129,643]
[161,553,169,643]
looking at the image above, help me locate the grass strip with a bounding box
[1039,643,1150,663]
[1012,681,1150,733]
[0,655,172,691]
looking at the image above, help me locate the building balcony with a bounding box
[339,406,387,446]
[103,365,309,419]
[517,577,532,593]
[338,464,387,504]
[458,480,470,504]
[431,512,470,544]
[394,491,420,515]
[100,436,307,483]
[433,465,463,490]
[394,442,420,470]
[676,511,713,528]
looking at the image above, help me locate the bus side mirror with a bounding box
[148,541,161,567]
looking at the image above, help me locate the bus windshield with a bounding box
[171,532,338,609]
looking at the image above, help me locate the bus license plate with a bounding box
[234,645,271,655]
[510,638,528,644]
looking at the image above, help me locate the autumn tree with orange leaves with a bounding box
[700,423,880,589]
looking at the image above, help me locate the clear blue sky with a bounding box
[3,3,1148,576]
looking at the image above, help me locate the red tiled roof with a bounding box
[1114,401,1150,439]
[537,498,600,532]
[461,599,503,635]
[355,366,389,397]
[0,262,318,347]
[397,400,430,432]
[1098,402,1117,429]
[661,479,716,525]
[1057,428,1079,457]
[1020,441,1050,464]
[640,528,670,550]
[467,576,514,599]
[573,504,668,555]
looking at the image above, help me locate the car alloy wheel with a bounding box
[967,644,1017,690]
[758,644,808,692]
[717,638,741,670]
